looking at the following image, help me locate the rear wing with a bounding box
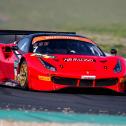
[0,30,76,44]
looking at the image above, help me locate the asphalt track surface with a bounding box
[0,85,126,116]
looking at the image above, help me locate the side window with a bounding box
[17,38,30,52]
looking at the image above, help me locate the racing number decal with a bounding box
[14,60,19,80]
[14,51,22,60]
[13,51,22,80]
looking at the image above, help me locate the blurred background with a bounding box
[0,0,126,56]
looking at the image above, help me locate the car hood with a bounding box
[41,54,119,74]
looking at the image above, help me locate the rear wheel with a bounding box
[18,61,28,89]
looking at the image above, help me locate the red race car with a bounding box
[0,30,126,93]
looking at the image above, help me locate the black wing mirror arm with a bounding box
[11,46,19,50]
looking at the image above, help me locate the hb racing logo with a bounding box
[63,58,96,62]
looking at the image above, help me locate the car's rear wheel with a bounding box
[18,61,28,89]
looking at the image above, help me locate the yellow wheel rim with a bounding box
[19,62,27,87]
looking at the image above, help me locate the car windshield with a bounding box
[32,39,105,56]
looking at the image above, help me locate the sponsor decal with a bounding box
[32,36,79,43]
[38,75,51,81]
[81,75,96,80]
[32,36,92,43]
[45,36,78,40]
[64,58,95,62]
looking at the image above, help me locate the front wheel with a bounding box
[17,61,28,89]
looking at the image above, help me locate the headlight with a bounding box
[39,58,56,71]
[114,60,122,73]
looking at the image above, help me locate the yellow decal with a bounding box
[38,75,51,81]
[31,53,55,58]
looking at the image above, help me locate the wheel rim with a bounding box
[19,62,27,87]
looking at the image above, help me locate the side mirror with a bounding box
[110,48,117,55]
[11,46,19,50]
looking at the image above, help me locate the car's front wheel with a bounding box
[18,61,28,89]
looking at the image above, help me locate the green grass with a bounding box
[0,0,126,34]
[75,24,126,37]
[0,0,126,56]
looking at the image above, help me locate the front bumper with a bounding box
[30,72,126,92]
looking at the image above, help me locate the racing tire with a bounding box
[18,60,29,90]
